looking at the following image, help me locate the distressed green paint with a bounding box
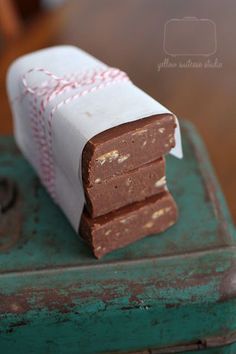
[0,121,236,353]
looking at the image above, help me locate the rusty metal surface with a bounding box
[0,176,21,252]
[0,177,17,213]
[0,122,235,272]
[0,121,236,353]
[108,328,236,353]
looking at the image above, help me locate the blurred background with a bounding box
[0,0,235,222]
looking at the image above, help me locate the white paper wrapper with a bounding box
[7,46,182,230]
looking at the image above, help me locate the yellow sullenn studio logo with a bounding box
[157,58,223,72]
[163,17,217,57]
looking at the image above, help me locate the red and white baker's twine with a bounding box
[19,67,129,200]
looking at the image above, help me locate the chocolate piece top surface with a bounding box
[82,113,176,185]
[89,114,172,145]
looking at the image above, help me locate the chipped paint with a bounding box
[0,120,236,354]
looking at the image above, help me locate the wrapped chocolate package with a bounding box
[7,46,182,257]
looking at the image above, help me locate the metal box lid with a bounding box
[0,121,236,353]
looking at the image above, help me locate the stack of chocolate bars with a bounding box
[79,113,178,258]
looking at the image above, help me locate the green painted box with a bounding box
[0,121,236,354]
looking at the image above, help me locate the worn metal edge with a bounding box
[107,328,236,353]
[180,120,235,243]
[0,244,235,278]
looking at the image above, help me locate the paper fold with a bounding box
[7,45,182,230]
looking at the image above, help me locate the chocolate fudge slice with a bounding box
[84,157,166,217]
[79,191,178,258]
[82,114,176,186]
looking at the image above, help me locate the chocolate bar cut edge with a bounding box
[79,191,178,258]
[84,157,166,217]
[82,113,176,186]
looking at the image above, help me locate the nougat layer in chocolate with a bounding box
[82,114,176,186]
[84,158,166,217]
[79,191,178,258]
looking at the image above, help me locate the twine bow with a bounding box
[21,67,129,112]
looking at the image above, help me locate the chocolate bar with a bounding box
[80,191,178,258]
[84,157,166,217]
[8,46,182,234]
[82,114,176,186]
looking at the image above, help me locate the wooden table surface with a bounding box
[0,0,235,222]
